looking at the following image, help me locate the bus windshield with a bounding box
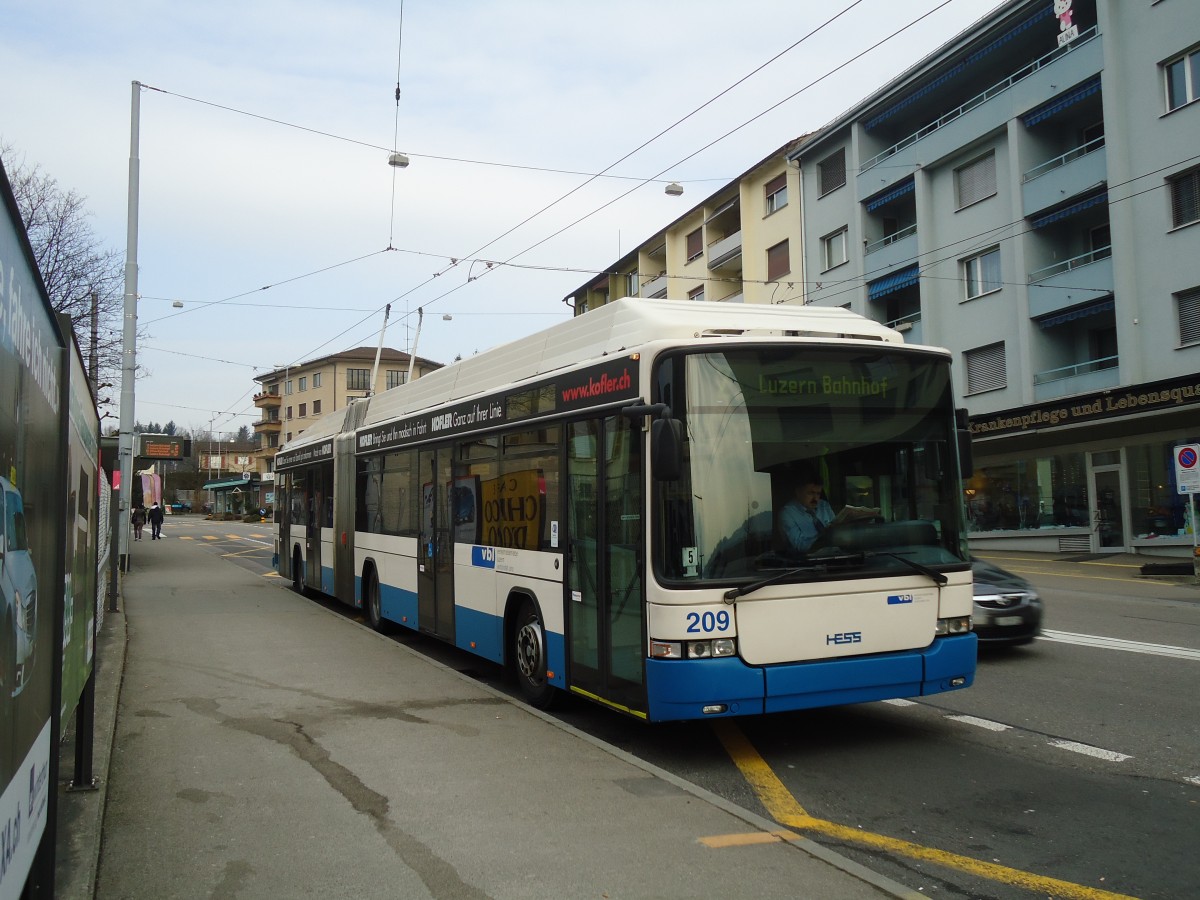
[655,347,969,584]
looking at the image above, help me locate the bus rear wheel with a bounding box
[512,598,556,709]
[365,570,384,632]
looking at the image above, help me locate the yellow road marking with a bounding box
[179,536,194,541]
[712,720,1137,900]
[222,548,266,558]
[202,535,218,541]
[698,830,801,848]
[263,572,281,579]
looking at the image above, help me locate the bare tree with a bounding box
[2,143,129,396]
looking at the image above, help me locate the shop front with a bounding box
[967,374,1199,558]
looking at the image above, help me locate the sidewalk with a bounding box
[55,531,914,899]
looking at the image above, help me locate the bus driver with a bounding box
[780,467,878,553]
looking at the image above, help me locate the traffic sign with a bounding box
[1175,443,1200,494]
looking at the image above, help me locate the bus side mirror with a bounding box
[955,407,973,483]
[651,417,683,482]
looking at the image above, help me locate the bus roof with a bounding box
[360,298,906,429]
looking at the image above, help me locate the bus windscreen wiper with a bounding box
[871,552,948,586]
[724,553,865,603]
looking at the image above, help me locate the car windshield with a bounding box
[654,347,969,585]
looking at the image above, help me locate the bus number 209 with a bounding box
[686,610,731,633]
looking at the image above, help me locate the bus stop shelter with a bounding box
[202,474,261,518]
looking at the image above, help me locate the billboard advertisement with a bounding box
[62,346,99,723]
[0,162,68,899]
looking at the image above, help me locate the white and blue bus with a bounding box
[274,299,976,721]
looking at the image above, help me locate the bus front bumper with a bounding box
[644,633,976,722]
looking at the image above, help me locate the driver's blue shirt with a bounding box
[780,498,835,552]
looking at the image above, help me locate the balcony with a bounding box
[886,311,923,345]
[253,391,281,408]
[1032,356,1119,401]
[1022,140,1107,218]
[863,226,918,275]
[640,273,668,298]
[1028,249,1112,319]
[254,419,282,434]
[707,231,743,272]
[857,27,1101,200]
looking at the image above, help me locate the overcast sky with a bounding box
[1,0,1002,437]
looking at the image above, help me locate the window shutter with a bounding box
[956,152,996,207]
[686,229,703,260]
[1179,287,1200,345]
[1170,170,1200,228]
[964,342,1006,393]
[819,149,846,196]
[767,240,790,280]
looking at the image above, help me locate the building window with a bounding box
[346,368,370,390]
[963,247,1002,300]
[764,173,788,214]
[1179,287,1200,345]
[1164,47,1200,111]
[955,151,997,209]
[818,149,846,197]
[313,372,322,388]
[964,342,1006,394]
[686,228,703,263]
[1169,168,1200,229]
[298,376,307,392]
[821,228,848,271]
[296,403,306,418]
[766,240,790,281]
[312,399,322,415]
[625,271,639,297]
[688,285,705,302]
[285,379,293,396]
[386,370,406,390]
[268,434,279,448]
[286,406,293,420]
[286,432,292,442]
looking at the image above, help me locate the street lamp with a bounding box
[117,81,142,568]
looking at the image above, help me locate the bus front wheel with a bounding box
[512,598,556,709]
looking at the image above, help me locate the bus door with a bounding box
[566,416,645,712]
[306,465,330,589]
[417,446,455,639]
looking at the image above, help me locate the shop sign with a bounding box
[970,373,1200,439]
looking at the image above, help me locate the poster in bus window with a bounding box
[451,475,480,544]
[2,161,67,900]
[481,469,544,551]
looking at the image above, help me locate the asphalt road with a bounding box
[176,517,1200,900]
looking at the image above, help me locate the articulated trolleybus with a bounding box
[274,299,976,721]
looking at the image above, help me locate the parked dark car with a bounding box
[971,557,1043,646]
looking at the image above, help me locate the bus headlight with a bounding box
[936,616,973,635]
[686,638,737,659]
[651,638,738,659]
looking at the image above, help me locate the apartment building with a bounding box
[790,0,1200,556]
[562,140,804,312]
[251,347,441,506]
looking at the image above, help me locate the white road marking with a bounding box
[1040,630,1200,661]
[1185,776,1200,788]
[1048,739,1131,762]
[946,714,1010,732]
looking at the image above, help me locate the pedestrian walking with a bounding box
[148,502,165,540]
[131,504,146,541]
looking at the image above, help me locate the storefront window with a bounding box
[966,452,1087,532]
[1128,438,1198,539]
